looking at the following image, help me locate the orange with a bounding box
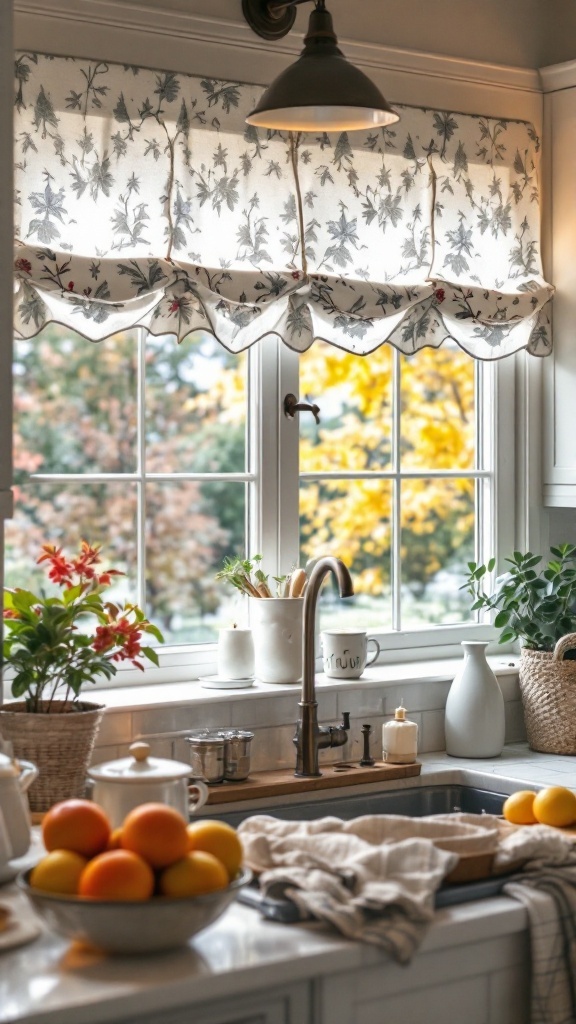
[106,827,123,851]
[187,820,243,881]
[533,786,576,827]
[42,799,111,858]
[79,849,154,901]
[502,790,538,825]
[120,803,189,869]
[159,851,229,898]
[29,850,88,895]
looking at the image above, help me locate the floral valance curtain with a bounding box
[14,52,553,359]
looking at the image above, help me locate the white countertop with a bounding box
[0,743,573,1024]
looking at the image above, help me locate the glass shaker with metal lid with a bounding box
[186,731,226,785]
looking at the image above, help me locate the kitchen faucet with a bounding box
[294,556,354,777]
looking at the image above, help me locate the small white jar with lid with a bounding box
[382,704,418,764]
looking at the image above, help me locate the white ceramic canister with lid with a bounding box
[382,705,418,764]
[87,742,208,827]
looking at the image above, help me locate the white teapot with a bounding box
[0,753,38,858]
[87,742,209,828]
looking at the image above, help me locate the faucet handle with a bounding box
[341,711,351,731]
[360,723,375,767]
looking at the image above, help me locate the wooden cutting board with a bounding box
[447,818,576,885]
[203,761,421,805]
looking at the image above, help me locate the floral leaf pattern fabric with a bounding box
[14,52,553,359]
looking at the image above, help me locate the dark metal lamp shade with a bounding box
[245,4,399,132]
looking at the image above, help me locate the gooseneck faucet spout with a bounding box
[294,556,354,777]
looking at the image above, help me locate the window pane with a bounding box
[400,346,475,470]
[400,478,475,628]
[5,481,137,603]
[13,327,138,475]
[299,341,393,473]
[300,479,392,631]
[145,481,246,644]
[145,333,247,474]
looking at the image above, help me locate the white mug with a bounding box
[320,629,380,679]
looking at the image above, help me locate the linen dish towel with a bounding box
[496,826,576,1024]
[237,812,501,963]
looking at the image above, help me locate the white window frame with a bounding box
[4,330,516,694]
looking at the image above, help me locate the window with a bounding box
[7,323,514,677]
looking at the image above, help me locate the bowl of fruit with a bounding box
[19,799,251,954]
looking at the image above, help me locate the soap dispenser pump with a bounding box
[382,703,418,764]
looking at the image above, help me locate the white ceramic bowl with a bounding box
[19,867,252,954]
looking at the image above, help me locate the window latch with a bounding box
[283,393,321,424]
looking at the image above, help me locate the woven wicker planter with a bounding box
[519,633,576,754]
[0,700,104,813]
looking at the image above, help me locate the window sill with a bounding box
[85,654,520,713]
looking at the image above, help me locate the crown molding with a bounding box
[540,60,576,93]
[14,0,542,94]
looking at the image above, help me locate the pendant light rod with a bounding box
[267,0,317,13]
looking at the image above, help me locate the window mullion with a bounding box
[277,342,300,576]
[136,328,147,612]
[391,349,401,632]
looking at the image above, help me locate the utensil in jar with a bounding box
[87,741,208,827]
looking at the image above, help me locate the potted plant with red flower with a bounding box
[1,541,163,811]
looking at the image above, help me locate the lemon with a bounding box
[29,849,88,895]
[502,790,538,825]
[533,786,576,827]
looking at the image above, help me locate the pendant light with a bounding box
[243,0,400,132]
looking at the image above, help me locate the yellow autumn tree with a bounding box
[299,340,475,604]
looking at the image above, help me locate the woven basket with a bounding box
[0,700,104,813]
[519,633,576,754]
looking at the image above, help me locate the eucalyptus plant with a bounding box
[463,544,576,653]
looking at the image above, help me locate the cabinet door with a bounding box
[124,981,311,1024]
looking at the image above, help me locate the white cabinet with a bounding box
[542,62,576,507]
[121,982,311,1024]
[317,929,530,1024]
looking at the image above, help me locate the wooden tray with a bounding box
[203,761,422,805]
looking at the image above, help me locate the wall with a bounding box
[90,670,526,769]
[0,1,13,710]
[13,0,543,125]
[15,0,576,71]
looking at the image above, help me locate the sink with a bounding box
[207,783,510,919]
[207,783,506,829]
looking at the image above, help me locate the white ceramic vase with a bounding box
[251,598,303,684]
[444,641,505,758]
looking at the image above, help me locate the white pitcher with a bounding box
[0,753,38,858]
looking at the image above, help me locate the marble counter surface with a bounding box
[0,744,572,1024]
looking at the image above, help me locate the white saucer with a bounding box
[199,675,255,690]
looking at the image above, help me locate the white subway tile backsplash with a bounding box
[90,743,120,765]
[89,668,527,771]
[382,680,451,715]
[250,725,296,772]
[96,710,133,746]
[496,673,521,702]
[230,694,302,729]
[419,709,446,754]
[504,701,527,743]
[336,688,384,717]
[132,703,231,738]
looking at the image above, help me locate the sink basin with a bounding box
[207,783,506,829]
[207,783,510,919]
